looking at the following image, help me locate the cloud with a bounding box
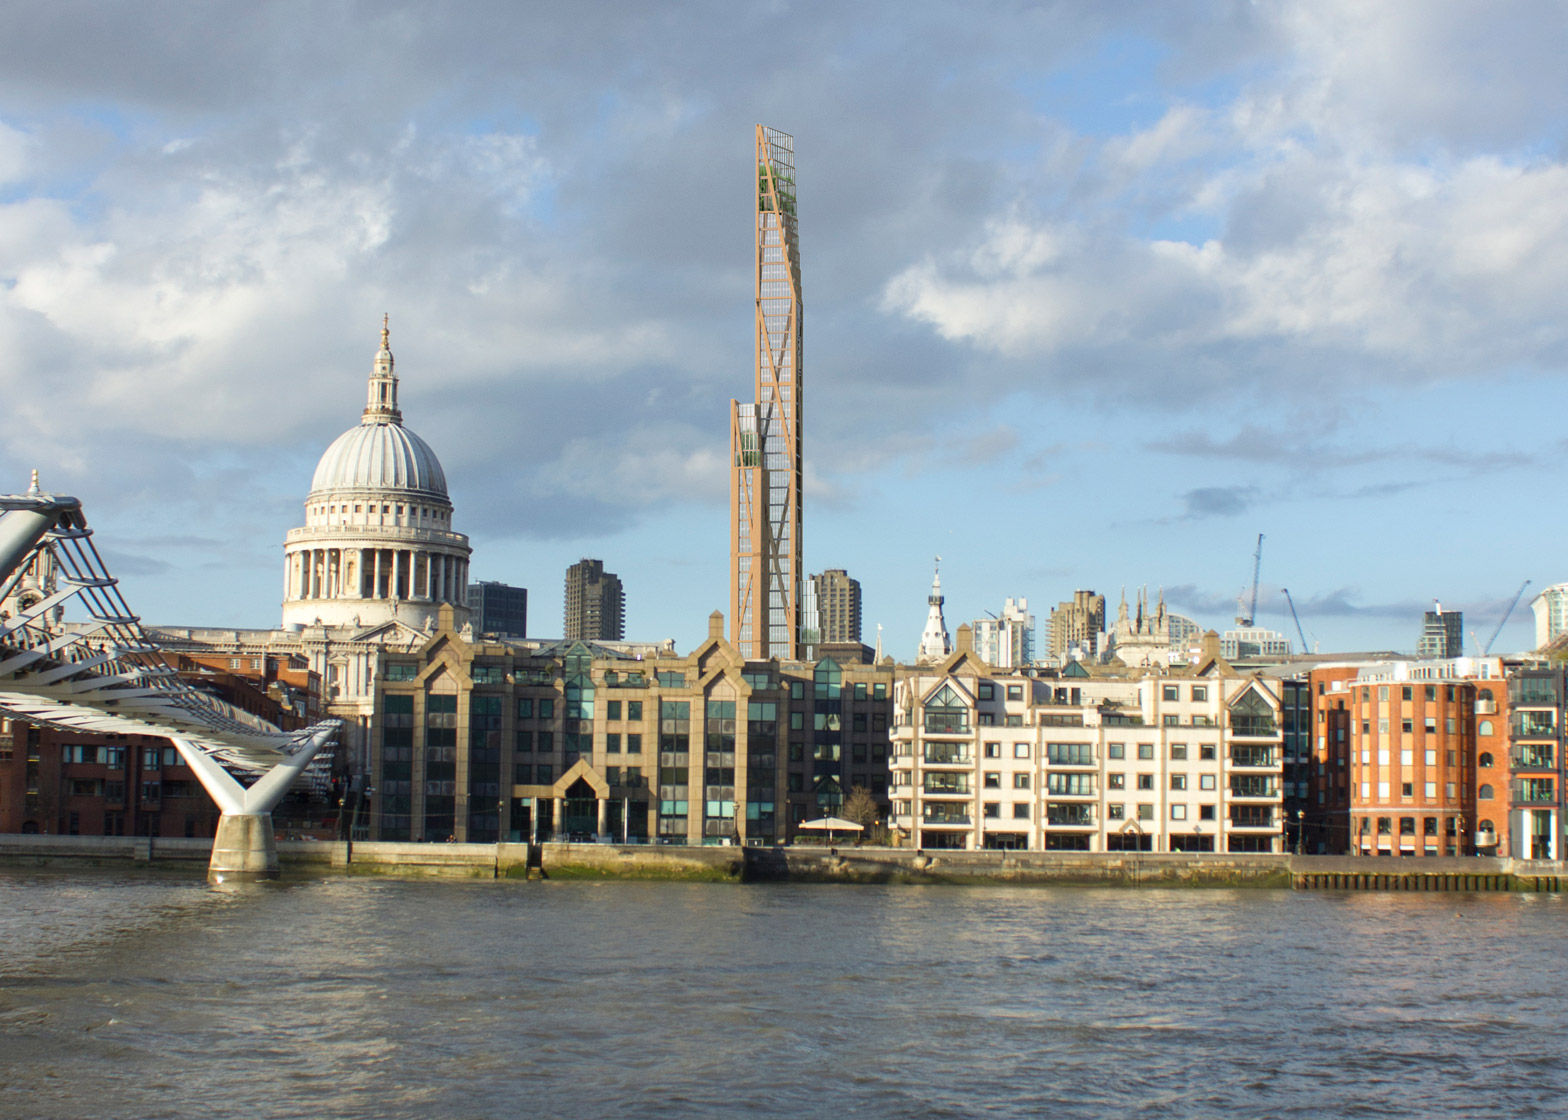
[1180,485,1259,519]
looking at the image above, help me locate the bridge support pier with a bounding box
[171,728,336,883]
[210,814,281,879]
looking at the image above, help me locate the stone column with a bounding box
[596,797,607,840]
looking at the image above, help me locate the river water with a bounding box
[1,870,1565,1119]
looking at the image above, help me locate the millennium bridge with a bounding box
[0,475,337,881]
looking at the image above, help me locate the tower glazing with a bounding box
[731,125,803,659]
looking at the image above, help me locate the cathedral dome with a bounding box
[309,421,448,498]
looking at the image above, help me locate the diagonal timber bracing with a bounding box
[731,125,803,660]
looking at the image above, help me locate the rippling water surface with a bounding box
[2,869,1566,1118]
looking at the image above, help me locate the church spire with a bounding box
[363,314,402,425]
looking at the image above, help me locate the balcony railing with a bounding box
[922,806,972,825]
[924,714,971,735]
[1230,777,1278,798]
[1229,806,1275,827]
[1047,804,1095,826]
[923,775,972,795]
[1512,779,1557,804]
[1512,746,1556,770]
[923,744,972,765]
[1229,746,1276,767]
[1511,713,1559,738]
[1230,717,1278,737]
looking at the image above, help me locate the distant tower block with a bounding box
[810,569,862,644]
[565,559,625,641]
[731,125,804,660]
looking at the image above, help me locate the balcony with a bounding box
[1229,806,1275,828]
[1511,745,1556,770]
[1229,745,1277,767]
[1512,779,1557,805]
[923,743,972,765]
[1047,804,1095,827]
[1230,777,1278,798]
[1511,712,1559,739]
[923,775,972,796]
[923,714,971,736]
[922,806,971,826]
[1230,717,1278,738]
[1475,699,1497,716]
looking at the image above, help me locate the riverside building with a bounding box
[1311,657,1509,857]
[369,609,896,844]
[886,630,1285,852]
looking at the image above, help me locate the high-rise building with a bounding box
[810,569,862,645]
[564,559,624,641]
[1531,584,1568,650]
[731,125,803,660]
[1048,591,1106,659]
[468,580,528,638]
[1417,604,1463,659]
[972,597,1034,668]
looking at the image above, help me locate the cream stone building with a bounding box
[888,632,1285,852]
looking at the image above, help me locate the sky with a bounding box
[2,0,1565,658]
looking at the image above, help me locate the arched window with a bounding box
[1478,720,1493,736]
[1479,688,1494,700]
[1478,784,1494,800]
[1479,819,1495,833]
[1478,752,1494,767]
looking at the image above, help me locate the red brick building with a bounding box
[1311,659,1508,857]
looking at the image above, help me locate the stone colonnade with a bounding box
[288,546,469,604]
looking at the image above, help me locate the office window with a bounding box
[1137,774,1154,790]
[1171,804,1187,821]
[1013,743,1030,759]
[1013,773,1031,790]
[1163,685,1179,701]
[1170,774,1187,791]
[1108,774,1125,789]
[608,700,622,720]
[1012,803,1030,820]
[984,743,1001,758]
[983,772,1001,789]
[1137,804,1154,821]
[1137,744,1154,760]
[1108,743,1125,760]
[1170,744,1187,760]
[1191,686,1207,701]
[1199,774,1216,791]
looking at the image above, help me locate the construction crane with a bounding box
[1280,587,1309,653]
[1235,533,1264,626]
[1483,579,1531,655]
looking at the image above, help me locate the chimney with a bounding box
[955,623,973,654]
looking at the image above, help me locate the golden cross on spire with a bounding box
[381,313,390,349]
